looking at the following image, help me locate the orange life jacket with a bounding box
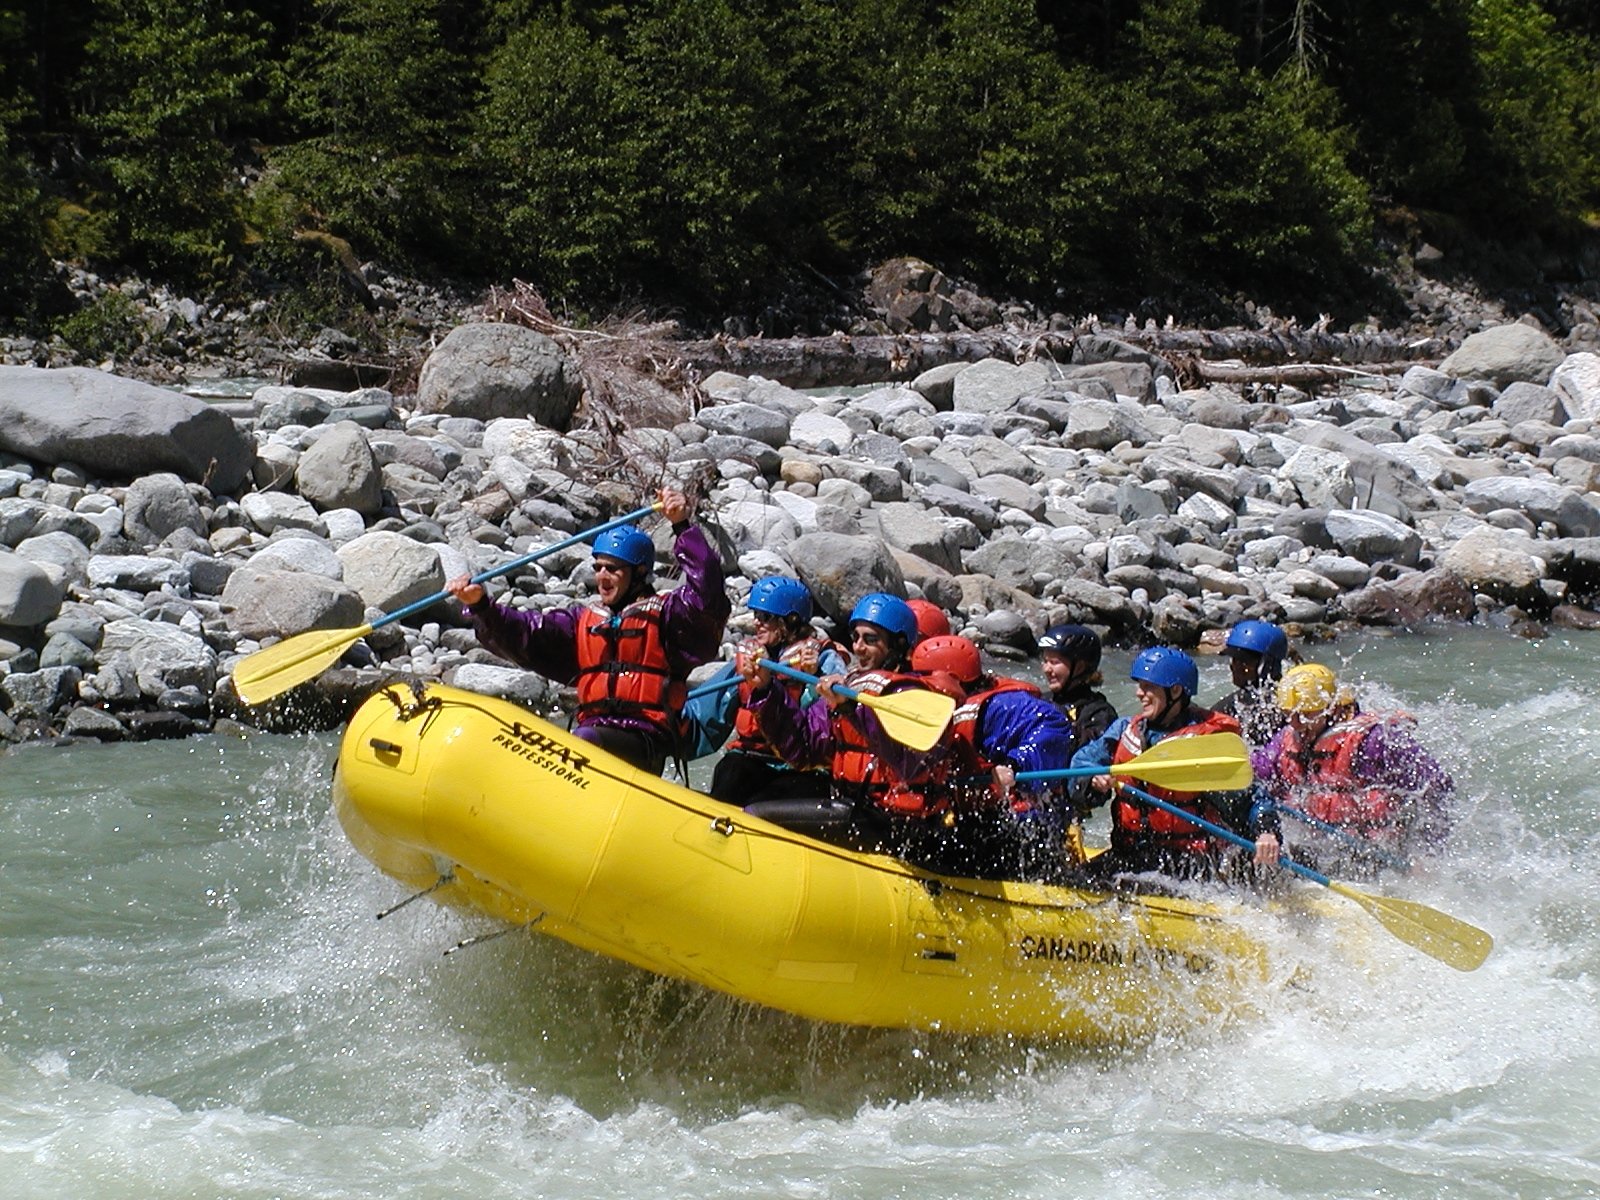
[573,596,682,733]
[1110,708,1241,855]
[728,635,843,758]
[833,668,943,817]
[1273,712,1406,837]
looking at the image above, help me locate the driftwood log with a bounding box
[652,327,1447,390]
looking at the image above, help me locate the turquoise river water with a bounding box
[3,627,1598,1199]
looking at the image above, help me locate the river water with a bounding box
[3,627,1597,1199]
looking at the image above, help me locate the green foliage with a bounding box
[475,13,643,296]
[80,0,268,282]
[275,0,477,268]
[54,288,147,359]
[1470,0,1600,221]
[0,0,1596,319]
[619,0,794,301]
[0,126,45,318]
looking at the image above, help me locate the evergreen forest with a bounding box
[3,0,1599,329]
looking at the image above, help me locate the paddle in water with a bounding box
[1114,780,1492,971]
[232,503,661,706]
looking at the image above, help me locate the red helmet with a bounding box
[910,635,982,686]
[906,598,951,641]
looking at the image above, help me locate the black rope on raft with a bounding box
[444,913,546,956]
[375,871,456,920]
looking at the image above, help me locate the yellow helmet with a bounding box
[1276,663,1341,714]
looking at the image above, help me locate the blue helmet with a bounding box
[1130,646,1199,695]
[1039,624,1101,669]
[749,575,812,622]
[1225,619,1288,669]
[849,592,919,644]
[591,526,655,569]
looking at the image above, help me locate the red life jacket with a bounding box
[573,595,682,734]
[1272,712,1406,837]
[1110,708,1241,855]
[728,635,843,758]
[832,668,943,817]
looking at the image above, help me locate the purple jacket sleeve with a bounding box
[1251,729,1291,794]
[655,522,732,675]
[1354,721,1455,840]
[464,599,584,683]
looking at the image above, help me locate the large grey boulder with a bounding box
[1439,324,1565,388]
[1325,509,1424,566]
[295,422,383,515]
[1493,381,1567,427]
[239,491,327,536]
[716,498,803,554]
[336,530,445,611]
[14,531,91,590]
[1550,352,1600,422]
[784,532,906,623]
[962,536,1082,594]
[0,367,252,492]
[415,323,583,429]
[1462,476,1600,537]
[875,503,964,574]
[86,553,187,592]
[695,402,793,447]
[222,565,365,640]
[122,472,206,546]
[1062,399,1143,451]
[0,666,81,721]
[250,536,345,579]
[0,551,66,627]
[447,663,550,708]
[951,359,1052,414]
[1438,527,1546,604]
[98,619,218,699]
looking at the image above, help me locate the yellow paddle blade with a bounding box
[1110,731,1253,791]
[858,688,957,752]
[231,623,373,706]
[1330,881,1494,972]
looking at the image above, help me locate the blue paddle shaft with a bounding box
[1116,781,1334,888]
[762,658,853,696]
[685,658,838,704]
[1016,765,1115,782]
[685,674,743,702]
[370,503,660,632]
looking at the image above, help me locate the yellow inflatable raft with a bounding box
[332,682,1302,1042]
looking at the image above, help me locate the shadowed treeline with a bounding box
[2,0,1598,326]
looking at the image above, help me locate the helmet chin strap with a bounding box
[1149,685,1188,730]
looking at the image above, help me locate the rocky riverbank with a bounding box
[3,310,1600,748]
